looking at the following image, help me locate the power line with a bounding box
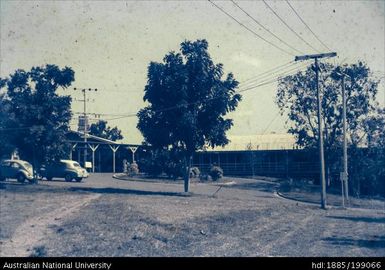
[285,0,332,51]
[231,0,304,55]
[240,61,302,88]
[208,0,295,56]
[240,61,310,91]
[106,62,311,121]
[2,64,311,130]
[0,126,39,131]
[0,125,75,131]
[242,61,295,83]
[72,112,137,117]
[105,63,310,121]
[71,61,301,120]
[261,111,281,135]
[262,0,321,53]
[84,61,305,121]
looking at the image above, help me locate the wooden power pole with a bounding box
[339,72,349,205]
[74,87,98,168]
[295,52,337,210]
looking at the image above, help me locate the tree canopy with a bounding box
[137,39,241,191]
[276,61,384,193]
[276,61,381,150]
[0,64,74,165]
[89,120,123,142]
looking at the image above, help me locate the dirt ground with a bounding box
[0,174,384,257]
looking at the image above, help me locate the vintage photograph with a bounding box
[0,0,384,261]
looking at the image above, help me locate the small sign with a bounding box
[85,161,92,169]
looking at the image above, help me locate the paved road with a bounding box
[37,173,280,200]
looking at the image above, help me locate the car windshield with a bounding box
[20,161,33,170]
[73,162,81,168]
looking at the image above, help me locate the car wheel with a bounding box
[17,174,26,183]
[75,177,83,182]
[28,178,38,184]
[64,174,73,182]
[46,177,53,181]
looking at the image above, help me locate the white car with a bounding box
[0,159,35,183]
[40,160,89,182]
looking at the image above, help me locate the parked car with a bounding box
[0,159,35,183]
[40,160,89,182]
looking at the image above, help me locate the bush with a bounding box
[349,147,385,197]
[209,166,223,181]
[199,174,212,182]
[139,149,185,179]
[129,162,139,176]
[189,167,200,178]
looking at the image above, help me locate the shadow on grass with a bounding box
[323,236,385,249]
[327,216,385,223]
[0,181,77,194]
[0,181,35,186]
[233,182,277,193]
[29,245,48,257]
[69,187,187,197]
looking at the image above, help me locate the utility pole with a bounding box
[295,52,337,210]
[342,76,349,204]
[334,68,350,207]
[341,74,349,204]
[73,88,98,168]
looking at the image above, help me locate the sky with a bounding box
[1,0,384,145]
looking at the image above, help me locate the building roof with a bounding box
[68,130,120,145]
[210,133,298,151]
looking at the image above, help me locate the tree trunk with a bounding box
[184,154,192,193]
[324,148,331,188]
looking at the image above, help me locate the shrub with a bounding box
[199,174,212,182]
[209,166,223,181]
[129,162,139,176]
[164,160,185,180]
[139,149,185,179]
[189,167,200,178]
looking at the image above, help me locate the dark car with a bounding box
[40,160,89,182]
[0,159,35,183]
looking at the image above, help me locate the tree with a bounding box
[0,64,74,167]
[364,108,385,148]
[0,79,14,158]
[137,39,241,192]
[276,61,383,192]
[276,61,379,150]
[349,108,385,197]
[89,120,123,141]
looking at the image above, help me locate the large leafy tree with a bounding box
[276,61,383,191]
[350,108,385,196]
[89,120,123,141]
[0,64,74,166]
[276,61,380,150]
[363,108,385,148]
[137,39,241,192]
[0,79,14,157]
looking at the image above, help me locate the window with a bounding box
[1,161,11,167]
[11,162,20,169]
[73,162,81,168]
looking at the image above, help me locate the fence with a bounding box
[193,149,322,180]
